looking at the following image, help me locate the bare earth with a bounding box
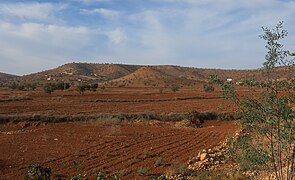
[0,86,241,179]
[0,86,244,115]
[0,121,238,179]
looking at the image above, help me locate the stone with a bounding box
[18,122,29,128]
[209,153,216,158]
[200,153,208,161]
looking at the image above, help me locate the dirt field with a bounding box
[0,85,244,179]
[0,86,250,115]
[0,120,238,179]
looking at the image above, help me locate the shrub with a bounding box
[76,84,98,95]
[224,22,295,179]
[56,82,71,90]
[70,161,87,180]
[24,164,51,180]
[185,111,203,126]
[43,83,56,94]
[203,84,215,92]
[8,83,37,91]
[155,158,166,167]
[137,166,149,176]
[171,84,180,92]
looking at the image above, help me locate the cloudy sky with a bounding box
[0,0,294,75]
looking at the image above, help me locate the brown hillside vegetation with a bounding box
[2,63,294,86]
[15,63,140,84]
[0,72,18,84]
[107,67,200,87]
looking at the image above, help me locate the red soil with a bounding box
[0,86,242,115]
[0,121,238,179]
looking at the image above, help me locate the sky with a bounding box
[0,0,294,75]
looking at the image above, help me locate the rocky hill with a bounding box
[0,72,18,84]
[4,63,295,86]
[106,66,200,87]
[15,63,141,84]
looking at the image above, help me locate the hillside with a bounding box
[16,63,140,84]
[154,66,294,82]
[8,63,295,86]
[106,66,200,87]
[0,72,18,84]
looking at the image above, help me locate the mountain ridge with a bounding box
[0,72,18,84]
[2,63,294,86]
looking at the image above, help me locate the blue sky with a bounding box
[0,0,294,75]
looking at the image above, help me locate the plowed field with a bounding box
[0,86,249,115]
[0,121,238,179]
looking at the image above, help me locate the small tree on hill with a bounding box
[43,83,56,94]
[76,84,98,95]
[56,82,70,90]
[76,85,86,95]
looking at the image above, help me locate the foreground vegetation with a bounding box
[222,22,294,180]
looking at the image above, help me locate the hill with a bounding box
[106,66,200,87]
[16,63,140,84]
[8,63,295,86]
[0,72,18,84]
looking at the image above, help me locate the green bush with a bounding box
[137,166,149,176]
[155,158,166,167]
[76,84,98,95]
[43,83,56,94]
[56,82,71,90]
[223,22,295,179]
[8,83,37,91]
[24,164,51,180]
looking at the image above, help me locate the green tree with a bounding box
[43,83,56,94]
[226,22,294,179]
[76,85,86,95]
[56,82,70,90]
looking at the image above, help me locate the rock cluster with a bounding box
[187,141,228,171]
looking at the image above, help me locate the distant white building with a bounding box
[62,71,73,75]
[226,78,233,82]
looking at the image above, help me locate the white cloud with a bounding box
[72,0,109,3]
[1,0,295,75]
[0,19,129,74]
[0,21,100,75]
[0,2,66,22]
[80,8,120,18]
[106,29,127,44]
[99,0,295,68]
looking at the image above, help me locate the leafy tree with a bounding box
[76,84,98,95]
[43,83,56,94]
[56,82,70,90]
[8,82,18,90]
[76,85,86,95]
[226,21,295,179]
[208,74,224,85]
[26,83,37,90]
